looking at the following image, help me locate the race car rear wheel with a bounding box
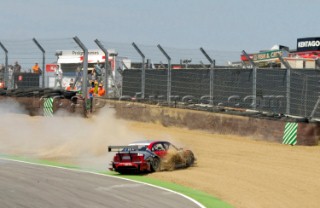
[151,157,161,172]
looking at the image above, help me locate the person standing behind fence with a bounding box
[13,61,21,74]
[91,69,96,82]
[32,62,41,74]
[94,61,102,83]
[12,61,21,88]
[89,81,95,113]
[8,65,13,89]
[54,65,63,88]
[66,82,76,91]
[98,83,106,97]
[94,80,99,94]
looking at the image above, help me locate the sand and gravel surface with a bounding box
[127,121,320,208]
[1,105,320,208]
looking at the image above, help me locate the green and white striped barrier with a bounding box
[283,122,298,145]
[43,97,54,117]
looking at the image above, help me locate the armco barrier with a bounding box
[0,89,103,117]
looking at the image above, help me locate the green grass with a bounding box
[1,155,233,208]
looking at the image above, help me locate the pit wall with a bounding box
[106,100,320,146]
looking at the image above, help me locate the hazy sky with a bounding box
[1,0,319,52]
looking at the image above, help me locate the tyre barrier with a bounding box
[0,88,104,117]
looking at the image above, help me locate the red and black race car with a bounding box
[108,140,195,174]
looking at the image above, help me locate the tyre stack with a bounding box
[0,88,80,116]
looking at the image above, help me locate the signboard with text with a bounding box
[241,50,288,62]
[297,37,320,52]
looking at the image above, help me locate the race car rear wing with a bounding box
[108,145,139,152]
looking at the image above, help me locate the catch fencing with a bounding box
[0,38,82,89]
[0,38,320,120]
[122,68,320,120]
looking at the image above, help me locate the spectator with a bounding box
[69,78,74,85]
[94,80,99,94]
[13,61,21,74]
[94,61,102,83]
[8,65,13,89]
[94,61,102,76]
[91,68,96,82]
[76,80,82,92]
[32,62,41,74]
[88,81,95,113]
[66,82,76,91]
[74,64,82,84]
[98,83,106,97]
[54,65,63,88]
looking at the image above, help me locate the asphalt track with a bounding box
[0,158,202,208]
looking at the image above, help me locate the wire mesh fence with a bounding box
[0,38,81,89]
[122,68,320,121]
[0,37,320,120]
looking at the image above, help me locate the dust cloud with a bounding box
[0,98,143,171]
[161,149,186,171]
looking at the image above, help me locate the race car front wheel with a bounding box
[151,157,161,172]
[186,151,195,167]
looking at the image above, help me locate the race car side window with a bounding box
[152,143,165,151]
[163,142,169,150]
[138,145,147,151]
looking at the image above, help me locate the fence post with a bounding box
[157,44,171,104]
[0,42,8,89]
[94,39,110,98]
[33,38,45,88]
[242,50,257,110]
[200,47,215,105]
[132,42,145,99]
[277,54,291,115]
[73,36,88,109]
[286,67,291,115]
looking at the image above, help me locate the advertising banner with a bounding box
[297,37,320,52]
[46,64,57,72]
[241,50,287,62]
